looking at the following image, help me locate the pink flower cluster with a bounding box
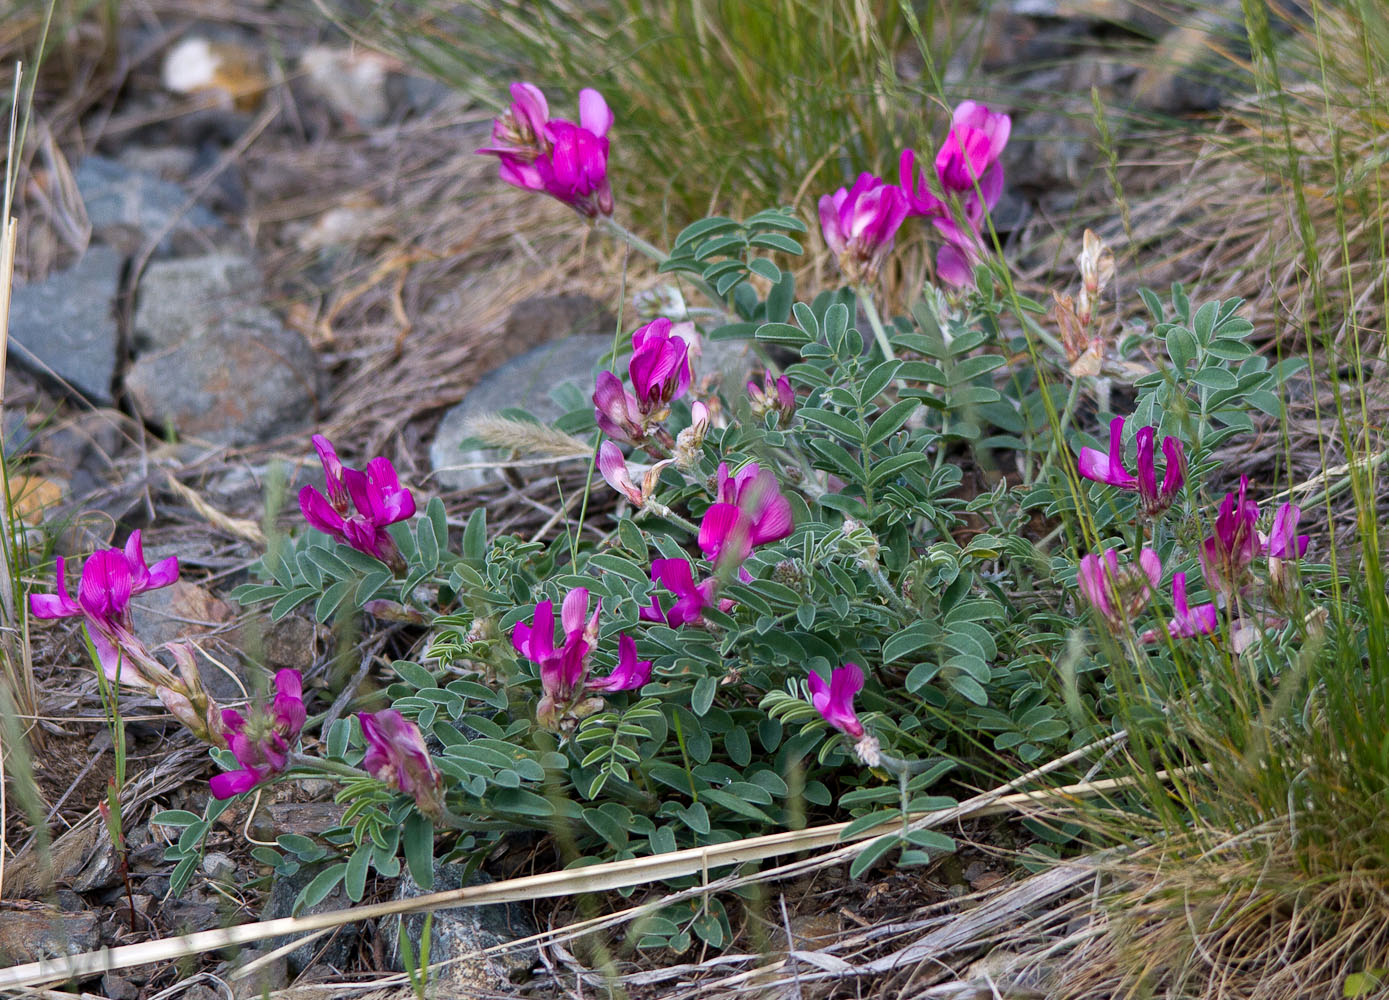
[512,587,652,729]
[300,435,416,570]
[1075,418,1313,644]
[818,101,1012,288]
[30,533,223,746]
[478,82,614,219]
[594,317,697,445]
[1077,415,1187,517]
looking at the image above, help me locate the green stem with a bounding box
[1035,376,1085,485]
[858,287,897,363]
[599,217,725,309]
[638,502,700,535]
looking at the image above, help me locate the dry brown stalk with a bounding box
[0,734,1157,989]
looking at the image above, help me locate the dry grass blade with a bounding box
[0,734,1157,988]
[163,473,268,547]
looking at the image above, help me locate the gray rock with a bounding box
[74,155,221,257]
[7,246,124,405]
[125,265,320,445]
[388,864,538,990]
[130,253,263,353]
[0,904,100,964]
[430,333,610,491]
[261,865,357,975]
[503,292,615,346]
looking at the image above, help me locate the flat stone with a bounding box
[130,253,263,354]
[7,246,124,405]
[430,333,610,491]
[125,305,320,446]
[502,293,615,345]
[74,155,221,257]
[261,865,357,975]
[388,863,538,990]
[0,903,100,964]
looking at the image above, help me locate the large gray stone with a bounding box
[7,246,124,405]
[388,864,538,990]
[130,253,263,353]
[125,311,319,445]
[0,904,99,965]
[430,333,611,491]
[261,865,357,975]
[126,254,320,445]
[74,155,221,257]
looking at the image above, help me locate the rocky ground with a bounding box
[1,0,1268,994]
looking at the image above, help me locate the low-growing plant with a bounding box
[24,77,1347,965]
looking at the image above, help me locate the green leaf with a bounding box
[865,399,919,448]
[748,232,803,255]
[491,788,555,817]
[391,659,436,690]
[695,234,748,261]
[673,216,739,250]
[701,788,775,823]
[344,842,372,902]
[904,829,956,853]
[883,623,938,664]
[799,407,863,442]
[315,579,353,623]
[691,676,717,716]
[170,854,200,897]
[849,834,900,879]
[150,809,201,828]
[1191,300,1218,344]
[403,814,434,889]
[462,508,486,564]
[295,864,348,914]
[868,452,930,485]
[583,808,629,848]
[756,322,812,346]
[1190,366,1238,390]
[271,586,318,621]
[765,271,795,323]
[1166,327,1198,373]
[748,257,781,282]
[792,301,819,339]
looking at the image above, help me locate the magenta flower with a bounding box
[628,317,692,414]
[900,101,1011,289]
[597,441,670,507]
[210,669,306,799]
[1134,426,1186,516]
[29,530,179,686]
[698,463,794,566]
[587,634,653,692]
[807,663,865,738]
[300,442,416,568]
[311,434,350,514]
[1141,572,1218,643]
[818,173,909,285]
[1077,417,1186,517]
[748,372,796,425]
[481,85,614,218]
[1265,501,1310,598]
[513,588,601,714]
[535,117,614,218]
[1077,548,1162,632]
[1265,502,1310,561]
[479,81,551,160]
[1199,476,1262,597]
[639,558,719,628]
[935,101,1011,198]
[359,709,443,816]
[593,370,646,443]
[1077,416,1139,490]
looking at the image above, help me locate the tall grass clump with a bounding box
[336,0,984,229]
[1043,2,1389,995]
